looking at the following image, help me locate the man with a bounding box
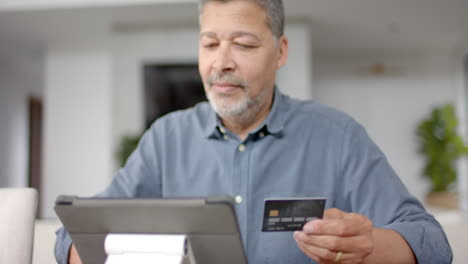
[56,0,453,263]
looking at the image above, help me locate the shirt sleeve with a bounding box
[338,121,453,264]
[54,125,162,264]
[54,227,72,264]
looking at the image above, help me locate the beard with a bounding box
[205,73,269,120]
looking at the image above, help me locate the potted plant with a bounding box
[116,134,143,167]
[416,103,468,208]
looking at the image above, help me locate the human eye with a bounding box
[234,42,257,49]
[205,42,218,48]
[201,39,219,49]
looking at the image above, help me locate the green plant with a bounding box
[416,103,468,192]
[116,134,143,167]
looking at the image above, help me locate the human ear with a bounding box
[276,36,289,69]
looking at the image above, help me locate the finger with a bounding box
[295,238,360,264]
[324,208,346,220]
[296,233,332,262]
[304,213,372,236]
[302,208,345,234]
[295,230,371,253]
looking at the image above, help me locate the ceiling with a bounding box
[0,0,466,53]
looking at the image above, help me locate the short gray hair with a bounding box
[199,0,285,39]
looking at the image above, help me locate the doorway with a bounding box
[28,96,43,217]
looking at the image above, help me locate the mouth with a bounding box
[211,82,243,93]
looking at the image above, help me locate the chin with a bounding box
[210,100,249,116]
[207,90,253,114]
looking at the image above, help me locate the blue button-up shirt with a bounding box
[56,89,452,263]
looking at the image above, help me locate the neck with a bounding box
[221,91,274,141]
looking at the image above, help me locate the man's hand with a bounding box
[293,208,374,264]
[68,244,83,264]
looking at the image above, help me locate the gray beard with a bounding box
[206,86,270,125]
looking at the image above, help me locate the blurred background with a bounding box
[0,0,467,262]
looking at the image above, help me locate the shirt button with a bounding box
[223,135,229,140]
[259,132,265,138]
[235,195,243,204]
[238,144,246,152]
[219,127,226,134]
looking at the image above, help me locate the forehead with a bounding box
[200,0,270,36]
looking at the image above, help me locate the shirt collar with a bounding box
[204,87,290,139]
[260,87,288,136]
[204,105,221,139]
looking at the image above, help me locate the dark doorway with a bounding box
[143,64,205,128]
[28,96,43,217]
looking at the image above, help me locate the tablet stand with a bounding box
[104,233,196,264]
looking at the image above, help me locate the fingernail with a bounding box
[293,231,301,240]
[304,225,314,233]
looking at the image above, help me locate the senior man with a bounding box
[56,0,452,263]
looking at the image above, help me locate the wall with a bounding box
[0,44,44,188]
[277,22,313,100]
[313,51,458,201]
[111,22,313,170]
[42,40,113,218]
[454,41,468,212]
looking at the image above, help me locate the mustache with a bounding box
[207,73,247,89]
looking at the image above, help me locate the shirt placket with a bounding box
[232,139,250,248]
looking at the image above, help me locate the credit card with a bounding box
[262,198,326,232]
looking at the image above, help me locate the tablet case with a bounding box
[54,195,247,264]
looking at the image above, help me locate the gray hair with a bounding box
[198,0,285,39]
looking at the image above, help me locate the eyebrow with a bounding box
[200,31,261,42]
[199,32,217,38]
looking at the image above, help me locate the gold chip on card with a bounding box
[269,209,279,217]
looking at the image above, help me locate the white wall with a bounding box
[0,44,44,188]
[42,40,113,218]
[277,22,313,100]
[111,22,313,170]
[313,51,458,201]
[454,41,468,213]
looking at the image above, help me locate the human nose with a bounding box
[212,44,235,73]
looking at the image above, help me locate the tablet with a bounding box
[54,195,247,264]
